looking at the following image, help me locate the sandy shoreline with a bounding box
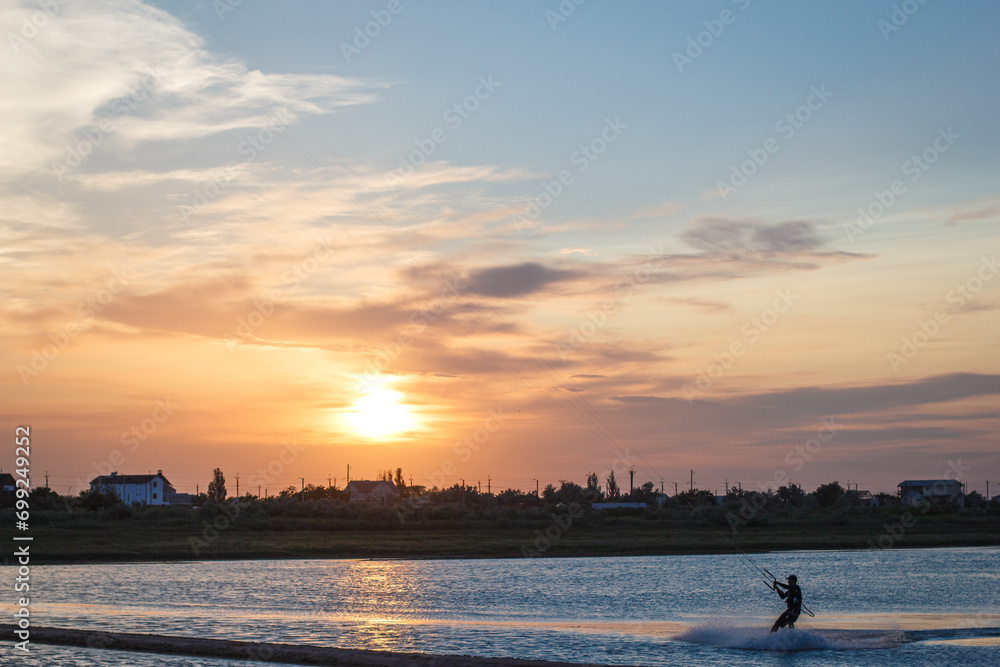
[1,624,617,666]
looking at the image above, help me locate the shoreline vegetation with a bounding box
[7,482,1000,564]
[15,519,1000,565]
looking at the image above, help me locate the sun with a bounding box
[344,384,417,440]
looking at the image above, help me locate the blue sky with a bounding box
[158,0,999,253]
[3,0,998,496]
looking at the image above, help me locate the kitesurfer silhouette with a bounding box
[770,574,802,633]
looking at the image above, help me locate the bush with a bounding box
[101,504,135,520]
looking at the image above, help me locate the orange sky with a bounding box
[2,1,998,497]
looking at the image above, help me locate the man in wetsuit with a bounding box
[770,574,802,633]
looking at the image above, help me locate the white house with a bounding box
[898,479,963,506]
[90,470,176,505]
[346,480,399,504]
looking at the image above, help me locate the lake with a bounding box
[7,546,999,666]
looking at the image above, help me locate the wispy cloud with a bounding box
[681,218,824,256]
[0,0,378,177]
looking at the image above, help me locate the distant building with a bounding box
[346,480,399,504]
[857,490,878,508]
[164,491,194,505]
[898,479,963,507]
[0,472,15,506]
[89,470,176,505]
[592,502,647,510]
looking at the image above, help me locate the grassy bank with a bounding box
[9,510,1000,563]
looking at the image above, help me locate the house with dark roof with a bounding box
[857,490,878,508]
[345,480,399,504]
[90,470,176,505]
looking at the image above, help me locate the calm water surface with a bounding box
[5,547,999,666]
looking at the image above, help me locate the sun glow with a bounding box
[345,383,417,440]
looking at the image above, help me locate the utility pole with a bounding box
[660,478,664,494]
[45,471,49,488]
[328,475,332,498]
[674,481,678,496]
[478,480,481,493]
[534,479,539,497]
[258,485,261,498]
[236,473,239,498]
[690,470,694,492]
[347,464,350,484]
[300,477,305,502]
[987,480,990,499]
[488,476,491,494]
[629,468,635,494]
[725,478,728,494]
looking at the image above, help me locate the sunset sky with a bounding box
[3,0,998,497]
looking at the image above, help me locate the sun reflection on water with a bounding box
[21,549,1000,666]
